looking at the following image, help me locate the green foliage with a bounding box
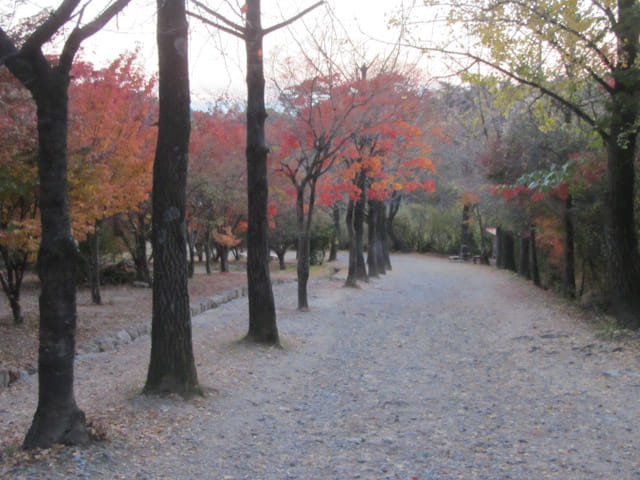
[309,223,334,265]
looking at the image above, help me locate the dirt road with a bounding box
[2,254,639,479]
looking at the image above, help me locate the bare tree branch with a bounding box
[424,45,608,140]
[186,10,245,39]
[263,1,323,36]
[21,0,80,53]
[60,0,132,72]
[190,0,245,36]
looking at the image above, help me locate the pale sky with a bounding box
[71,0,413,103]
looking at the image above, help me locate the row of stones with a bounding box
[0,279,290,390]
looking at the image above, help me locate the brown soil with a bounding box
[0,261,296,372]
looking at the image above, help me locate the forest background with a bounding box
[1,0,639,450]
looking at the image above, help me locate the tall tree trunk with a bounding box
[205,224,212,274]
[144,0,200,397]
[187,229,195,278]
[460,203,471,259]
[496,226,504,269]
[89,221,101,304]
[345,199,358,287]
[353,174,368,280]
[386,192,406,252]
[367,199,380,277]
[219,244,229,273]
[296,186,310,310]
[502,231,517,272]
[530,227,541,287]
[563,195,576,298]
[0,247,28,325]
[24,80,88,449]
[328,204,339,262]
[1,0,132,448]
[379,202,391,270]
[244,0,278,344]
[603,29,640,326]
[518,234,530,279]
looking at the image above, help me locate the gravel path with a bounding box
[2,254,640,479]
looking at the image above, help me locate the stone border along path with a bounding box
[0,278,294,389]
[3,254,640,479]
[76,278,294,356]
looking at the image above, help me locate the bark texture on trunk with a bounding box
[296,186,310,310]
[144,0,200,397]
[24,82,88,449]
[328,205,340,262]
[244,0,278,343]
[89,223,101,305]
[602,8,640,326]
[530,228,541,287]
[345,171,368,286]
[0,246,28,325]
[387,192,407,252]
[563,195,576,298]
[518,234,530,279]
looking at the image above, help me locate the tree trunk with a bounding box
[502,231,517,272]
[219,244,229,273]
[518,234,530,279]
[563,195,576,298]
[186,229,195,279]
[367,199,380,277]
[353,175,368,280]
[530,228,541,287]
[496,226,504,269]
[387,192,407,252]
[603,46,640,326]
[328,204,340,262]
[474,204,490,265]
[460,203,471,259]
[88,221,101,304]
[243,0,278,344]
[23,78,88,449]
[379,202,391,270]
[0,247,28,325]
[345,199,358,287]
[296,186,310,310]
[144,0,200,397]
[205,225,212,274]
[131,211,152,285]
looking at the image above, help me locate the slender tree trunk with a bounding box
[496,226,504,269]
[386,192,406,252]
[474,205,490,265]
[296,186,310,310]
[24,80,88,449]
[345,199,358,287]
[518,234,530,279]
[563,195,576,298]
[132,211,152,285]
[460,203,471,259]
[187,229,195,278]
[530,227,541,287]
[219,244,229,273]
[89,221,101,304]
[205,225,212,274]
[0,248,28,325]
[144,0,200,397]
[503,231,517,272]
[328,204,339,262]
[367,199,380,277]
[379,202,391,270]
[353,174,368,281]
[244,0,278,344]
